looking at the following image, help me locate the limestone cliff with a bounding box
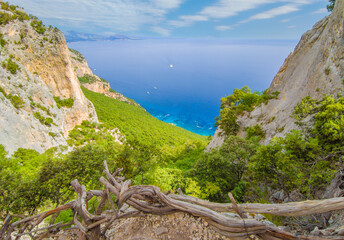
[69,48,139,106]
[207,0,344,151]
[0,6,97,154]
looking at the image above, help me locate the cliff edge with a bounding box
[0,5,97,153]
[207,0,344,150]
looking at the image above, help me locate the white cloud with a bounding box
[151,26,171,36]
[288,25,296,28]
[7,0,183,33]
[246,4,299,21]
[180,15,209,21]
[312,8,327,14]
[200,0,275,19]
[169,15,208,27]
[168,20,191,27]
[169,0,312,30]
[281,18,291,22]
[215,25,232,31]
[153,0,183,9]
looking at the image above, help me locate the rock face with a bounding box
[107,212,231,240]
[69,49,139,106]
[0,8,97,154]
[207,0,344,150]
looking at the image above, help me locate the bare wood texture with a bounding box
[0,215,12,239]
[170,194,344,217]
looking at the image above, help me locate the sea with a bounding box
[68,39,297,136]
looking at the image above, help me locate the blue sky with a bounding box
[7,0,330,39]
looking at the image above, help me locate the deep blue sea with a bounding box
[69,39,297,136]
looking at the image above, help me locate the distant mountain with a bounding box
[64,31,137,42]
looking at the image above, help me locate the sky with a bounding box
[7,0,330,39]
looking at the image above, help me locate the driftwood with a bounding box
[1,161,344,240]
[169,194,344,217]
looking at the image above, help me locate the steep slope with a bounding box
[207,0,344,150]
[0,4,97,154]
[69,48,138,106]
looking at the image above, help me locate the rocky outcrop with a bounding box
[69,49,139,106]
[207,0,344,150]
[108,212,231,240]
[0,7,97,154]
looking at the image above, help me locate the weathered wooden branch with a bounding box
[169,194,344,217]
[2,161,344,240]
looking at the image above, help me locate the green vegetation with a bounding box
[327,0,335,12]
[78,74,107,84]
[82,87,207,146]
[0,33,7,47]
[69,48,85,63]
[0,86,24,109]
[192,136,259,202]
[245,124,265,140]
[30,101,54,117]
[30,19,46,34]
[216,86,279,136]
[0,2,30,26]
[199,94,344,203]
[33,112,53,126]
[53,96,74,108]
[2,58,20,74]
[8,94,24,109]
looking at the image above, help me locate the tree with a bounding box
[327,0,335,12]
[192,136,258,202]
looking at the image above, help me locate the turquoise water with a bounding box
[69,39,296,136]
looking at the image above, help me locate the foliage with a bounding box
[67,121,120,147]
[30,19,46,34]
[33,112,53,126]
[245,124,265,140]
[247,95,344,200]
[53,96,74,108]
[0,2,30,26]
[0,148,54,215]
[0,33,7,47]
[0,86,24,109]
[78,74,107,84]
[216,86,279,136]
[8,94,24,109]
[146,167,203,197]
[0,2,17,12]
[69,48,85,63]
[293,95,344,150]
[292,96,317,122]
[82,87,207,147]
[192,136,259,202]
[2,58,20,74]
[248,130,336,199]
[327,0,335,12]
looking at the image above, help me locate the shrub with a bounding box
[69,48,85,63]
[78,74,107,84]
[216,86,279,136]
[53,96,74,108]
[8,94,24,109]
[0,86,7,97]
[327,0,335,12]
[245,124,265,140]
[33,112,53,126]
[2,58,20,74]
[0,34,7,47]
[30,20,46,34]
